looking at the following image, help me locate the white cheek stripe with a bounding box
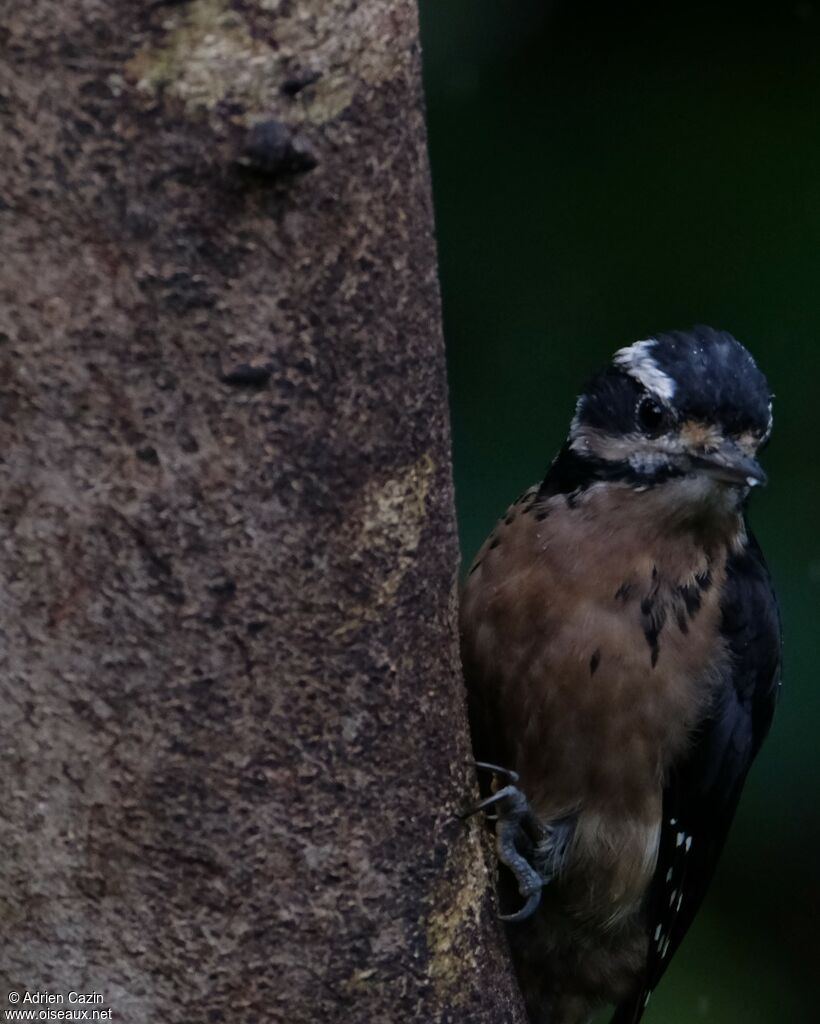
[613,338,677,401]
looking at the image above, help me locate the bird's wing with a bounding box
[612,529,781,1024]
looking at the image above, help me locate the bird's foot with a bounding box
[463,762,551,922]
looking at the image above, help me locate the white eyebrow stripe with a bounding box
[613,338,677,401]
[762,398,774,443]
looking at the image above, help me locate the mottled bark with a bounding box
[0,2,525,1022]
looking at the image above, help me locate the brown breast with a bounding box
[461,482,735,912]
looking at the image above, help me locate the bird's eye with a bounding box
[637,397,666,433]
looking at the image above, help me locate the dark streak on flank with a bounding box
[489,537,500,551]
[676,608,689,634]
[679,584,702,617]
[590,649,601,676]
[641,597,667,667]
[615,582,633,602]
[535,510,550,522]
[695,570,712,591]
[469,561,482,576]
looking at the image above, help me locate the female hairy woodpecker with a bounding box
[460,327,781,1024]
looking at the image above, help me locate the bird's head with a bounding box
[567,327,772,511]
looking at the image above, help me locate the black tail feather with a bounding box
[610,991,647,1024]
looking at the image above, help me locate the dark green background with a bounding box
[419,2,819,1020]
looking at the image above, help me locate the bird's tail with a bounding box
[609,991,647,1024]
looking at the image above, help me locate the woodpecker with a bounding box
[460,327,781,1024]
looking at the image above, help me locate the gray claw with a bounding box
[499,890,542,923]
[472,760,521,784]
[459,783,521,820]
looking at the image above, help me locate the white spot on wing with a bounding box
[676,831,685,847]
[685,836,693,852]
[613,338,677,401]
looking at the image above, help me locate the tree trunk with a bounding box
[0,2,526,1021]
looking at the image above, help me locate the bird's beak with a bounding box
[689,440,767,488]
